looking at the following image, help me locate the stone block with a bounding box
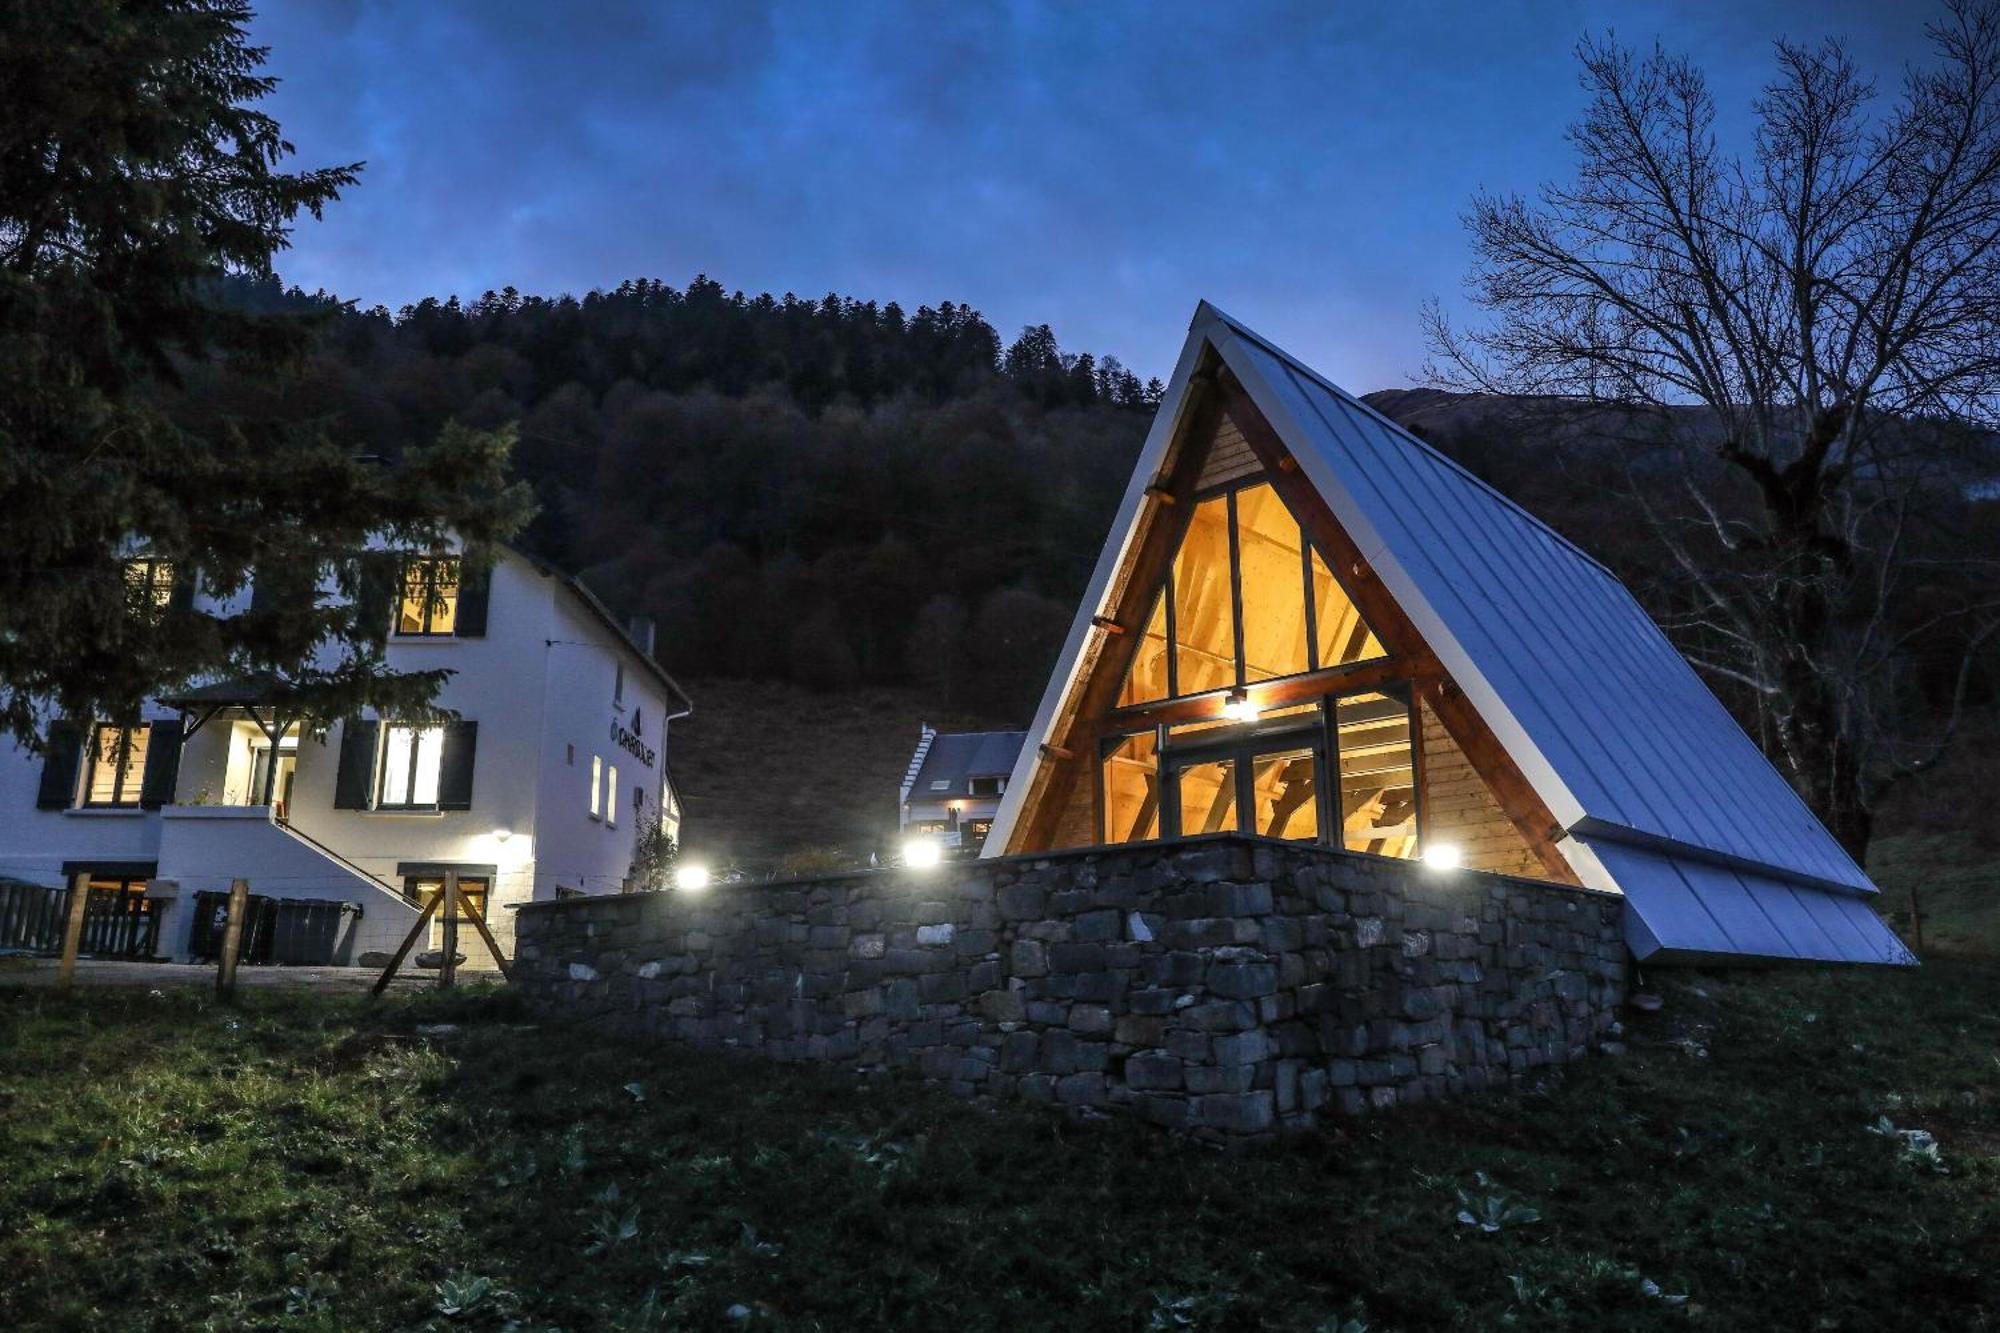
[1071,909,1122,942]
[915,922,956,946]
[1069,1004,1115,1035]
[1211,1030,1272,1065]
[1056,1073,1108,1106]
[997,883,1047,920]
[1124,1051,1184,1091]
[1184,1063,1256,1094]
[976,989,1025,1023]
[1194,1091,1275,1134]
[1208,962,1279,999]
[1008,938,1049,977]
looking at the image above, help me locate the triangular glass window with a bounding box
[1311,548,1386,667]
[1115,479,1385,707]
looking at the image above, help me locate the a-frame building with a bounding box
[985,303,1914,968]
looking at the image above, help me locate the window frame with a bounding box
[394,555,462,638]
[81,723,150,809]
[1095,684,1423,859]
[376,723,445,810]
[123,557,177,616]
[1112,476,1382,714]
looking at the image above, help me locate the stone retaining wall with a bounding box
[511,836,1628,1142]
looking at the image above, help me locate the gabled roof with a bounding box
[907,730,1026,802]
[984,302,1914,967]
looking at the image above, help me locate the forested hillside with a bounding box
[181,276,1160,719]
[177,275,2000,868]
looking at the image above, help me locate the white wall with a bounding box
[0,546,685,960]
[528,590,677,899]
[0,705,177,887]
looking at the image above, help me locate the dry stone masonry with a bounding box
[512,836,1628,1143]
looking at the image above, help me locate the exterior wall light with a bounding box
[674,863,711,891]
[1221,689,1259,723]
[493,827,513,842]
[1422,842,1463,871]
[903,839,943,869]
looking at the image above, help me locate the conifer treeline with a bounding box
[192,276,1162,717]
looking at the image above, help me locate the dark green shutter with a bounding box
[354,554,398,641]
[438,721,477,810]
[35,722,83,809]
[139,722,184,809]
[166,565,196,613]
[455,561,490,637]
[333,719,378,809]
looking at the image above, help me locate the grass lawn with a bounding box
[0,964,1995,1332]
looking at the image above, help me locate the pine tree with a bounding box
[0,1,531,742]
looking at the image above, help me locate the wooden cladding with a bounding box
[1006,361,1579,890]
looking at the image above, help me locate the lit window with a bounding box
[1337,693,1417,859]
[589,755,602,818]
[1118,480,1383,708]
[124,558,175,615]
[605,764,619,827]
[378,725,443,807]
[83,724,150,807]
[403,875,490,922]
[396,556,460,636]
[1101,731,1160,843]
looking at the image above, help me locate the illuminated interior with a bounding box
[83,724,150,807]
[1092,471,1417,855]
[1118,479,1383,707]
[397,556,460,636]
[1335,693,1417,857]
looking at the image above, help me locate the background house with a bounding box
[898,726,1025,856]
[0,543,689,966]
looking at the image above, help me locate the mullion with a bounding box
[1226,489,1245,689]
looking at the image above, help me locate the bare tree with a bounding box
[1426,1,2000,859]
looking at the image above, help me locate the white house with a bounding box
[898,727,1025,856]
[0,544,690,966]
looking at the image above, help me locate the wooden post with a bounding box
[439,871,459,990]
[55,874,90,991]
[456,896,512,982]
[216,878,250,1002]
[368,892,443,999]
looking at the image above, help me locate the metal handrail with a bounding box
[273,814,404,898]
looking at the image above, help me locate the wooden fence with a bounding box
[0,880,159,960]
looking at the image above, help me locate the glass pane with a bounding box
[1176,758,1239,835]
[411,727,443,805]
[1336,693,1417,858]
[428,560,459,635]
[381,727,415,803]
[86,725,149,805]
[1251,747,1320,840]
[1118,588,1171,706]
[398,558,459,634]
[1101,731,1161,843]
[1313,549,1386,667]
[409,877,490,920]
[397,565,429,634]
[1173,495,1237,695]
[1234,484,1310,682]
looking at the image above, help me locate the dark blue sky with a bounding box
[253,1,1929,390]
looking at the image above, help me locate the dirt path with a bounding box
[0,956,496,991]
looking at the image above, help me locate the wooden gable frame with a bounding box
[1004,360,1578,886]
